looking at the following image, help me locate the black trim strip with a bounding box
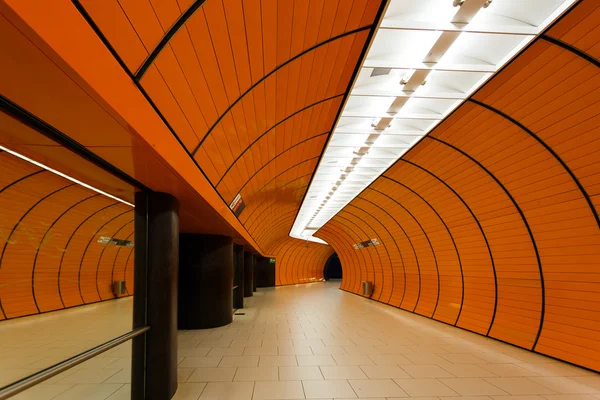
[31,193,100,314]
[366,187,425,313]
[400,160,491,329]
[135,0,208,80]
[288,1,388,238]
[429,136,545,350]
[78,210,133,303]
[214,96,342,186]
[95,218,134,300]
[0,95,148,192]
[230,132,329,195]
[469,98,600,230]
[191,25,374,155]
[354,197,406,307]
[380,177,442,318]
[541,35,600,68]
[57,202,120,307]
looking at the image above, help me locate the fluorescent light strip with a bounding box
[291,0,577,244]
[0,145,134,207]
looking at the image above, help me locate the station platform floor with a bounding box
[1,281,599,400]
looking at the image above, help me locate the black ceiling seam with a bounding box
[429,136,545,351]
[540,35,600,68]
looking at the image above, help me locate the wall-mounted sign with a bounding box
[269,258,276,264]
[229,193,246,217]
[353,238,379,250]
[98,236,134,247]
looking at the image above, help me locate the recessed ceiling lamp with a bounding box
[291,0,578,244]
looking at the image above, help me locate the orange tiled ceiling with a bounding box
[76,0,384,251]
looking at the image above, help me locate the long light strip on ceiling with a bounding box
[291,0,577,244]
[0,145,134,207]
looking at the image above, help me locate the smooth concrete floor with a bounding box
[2,281,600,399]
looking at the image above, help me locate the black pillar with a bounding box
[233,244,244,309]
[132,192,179,400]
[178,234,233,328]
[243,251,254,297]
[253,254,257,292]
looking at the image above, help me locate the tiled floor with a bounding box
[3,281,600,399]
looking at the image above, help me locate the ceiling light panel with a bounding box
[291,0,577,243]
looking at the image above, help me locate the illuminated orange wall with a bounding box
[269,237,333,286]
[317,0,600,372]
[0,151,134,320]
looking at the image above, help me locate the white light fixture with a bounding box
[0,145,134,207]
[291,0,576,244]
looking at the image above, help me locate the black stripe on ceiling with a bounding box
[540,35,600,68]
[0,95,148,192]
[191,25,374,154]
[429,136,545,351]
[469,98,600,230]
[135,0,209,80]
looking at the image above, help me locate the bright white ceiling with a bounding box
[291,0,577,245]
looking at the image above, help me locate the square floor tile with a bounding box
[280,366,323,380]
[404,353,448,364]
[333,354,374,366]
[479,363,540,377]
[233,367,278,381]
[343,346,381,355]
[321,366,367,380]
[302,379,356,399]
[439,353,489,364]
[297,355,337,366]
[10,384,74,400]
[259,355,298,367]
[187,368,236,382]
[171,383,208,400]
[254,381,305,400]
[219,356,259,368]
[439,377,509,396]
[401,364,455,378]
[279,346,313,356]
[439,363,497,377]
[368,354,413,366]
[393,378,459,397]
[52,384,125,400]
[528,377,599,394]
[243,346,278,356]
[199,382,254,400]
[180,357,222,368]
[57,369,120,384]
[360,365,411,379]
[349,379,407,397]
[483,377,558,395]
[310,345,348,355]
[207,348,244,357]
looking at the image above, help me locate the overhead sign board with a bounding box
[353,238,380,250]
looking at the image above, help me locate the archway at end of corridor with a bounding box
[323,253,342,281]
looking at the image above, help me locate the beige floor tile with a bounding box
[259,355,298,367]
[572,376,600,390]
[279,346,314,356]
[367,354,413,366]
[541,395,599,400]
[438,377,508,396]
[52,383,124,400]
[11,384,74,400]
[218,356,259,368]
[294,339,326,347]
[310,346,348,355]
[490,397,544,400]
[302,379,356,399]
[332,354,374,366]
[479,363,540,377]
[243,346,278,356]
[233,366,278,381]
[180,357,222,368]
[105,368,131,383]
[56,368,120,384]
[404,353,449,364]
[321,338,356,346]
[261,339,293,347]
[198,382,253,400]
[373,345,415,355]
[187,367,237,382]
[439,363,497,377]
[528,376,600,394]
[320,366,367,380]
[280,366,323,380]
[178,348,211,357]
[349,379,407,397]
[207,348,244,357]
[253,380,305,400]
[439,353,489,364]
[360,365,411,379]
[483,377,558,395]
[178,367,196,382]
[393,378,459,397]
[401,364,455,378]
[105,384,130,400]
[343,346,381,355]
[297,355,337,366]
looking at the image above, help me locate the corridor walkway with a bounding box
[8,282,600,399]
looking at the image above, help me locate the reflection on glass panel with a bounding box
[0,132,136,389]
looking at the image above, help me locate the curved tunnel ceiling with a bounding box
[75,0,385,253]
[316,0,600,371]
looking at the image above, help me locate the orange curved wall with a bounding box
[269,237,333,286]
[317,0,600,372]
[0,151,134,320]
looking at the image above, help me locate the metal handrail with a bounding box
[0,326,149,400]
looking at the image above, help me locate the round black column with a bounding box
[243,251,254,297]
[178,234,233,329]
